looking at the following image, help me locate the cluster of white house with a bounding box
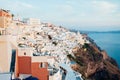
[0,9,91,80]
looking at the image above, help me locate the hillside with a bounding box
[68,42,120,80]
[15,23,120,80]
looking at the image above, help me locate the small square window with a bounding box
[39,63,46,68]
[24,52,26,55]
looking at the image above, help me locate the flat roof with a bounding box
[0,72,12,80]
[59,63,81,80]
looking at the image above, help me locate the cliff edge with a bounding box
[68,42,120,80]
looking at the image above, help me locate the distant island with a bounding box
[70,29,120,34]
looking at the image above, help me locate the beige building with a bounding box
[0,28,6,35]
[0,17,12,28]
[0,36,12,72]
[0,9,12,28]
[0,9,12,35]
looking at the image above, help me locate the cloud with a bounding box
[0,1,34,11]
[0,0,120,30]
[0,1,35,17]
[66,0,75,4]
[92,1,118,15]
[18,2,33,8]
[59,4,73,13]
[13,1,34,9]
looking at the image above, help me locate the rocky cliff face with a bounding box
[68,43,120,80]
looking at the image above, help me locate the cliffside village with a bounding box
[0,9,91,80]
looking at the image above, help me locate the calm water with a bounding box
[88,33,120,67]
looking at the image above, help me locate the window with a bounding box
[24,52,26,55]
[40,62,46,68]
[40,63,42,68]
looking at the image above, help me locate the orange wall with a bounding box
[0,10,12,28]
[17,56,31,74]
[0,10,12,18]
[31,62,49,80]
[15,55,49,80]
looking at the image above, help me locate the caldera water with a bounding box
[88,33,120,67]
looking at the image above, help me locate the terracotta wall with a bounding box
[0,10,12,28]
[15,55,49,80]
[0,10,12,18]
[16,56,31,77]
[31,62,49,80]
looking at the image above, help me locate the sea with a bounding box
[88,32,120,68]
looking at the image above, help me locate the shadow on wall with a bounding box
[10,49,16,72]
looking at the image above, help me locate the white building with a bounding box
[23,18,41,26]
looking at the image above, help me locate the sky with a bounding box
[0,0,120,31]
